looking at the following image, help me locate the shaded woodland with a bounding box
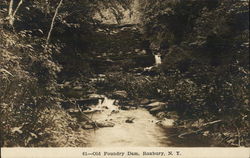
[0,0,249,147]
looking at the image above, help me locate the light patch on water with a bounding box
[84,97,173,147]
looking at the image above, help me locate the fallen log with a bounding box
[177,120,222,138]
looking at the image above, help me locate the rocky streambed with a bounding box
[63,94,214,147]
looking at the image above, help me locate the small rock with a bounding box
[140,98,150,105]
[125,117,135,123]
[166,111,179,119]
[203,131,210,136]
[63,81,70,87]
[127,101,136,106]
[102,106,109,109]
[113,100,119,105]
[82,109,101,114]
[73,86,82,90]
[130,107,137,110]
[191,119,204,128]
[156,112,166,118]
[88,94,105,100]
[108,110,119,116]
[120,106,130,110]
[111,110,119,114]
[98,74,106,77]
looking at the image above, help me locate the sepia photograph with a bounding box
[0,0,249,157]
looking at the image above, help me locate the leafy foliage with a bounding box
[0,0,249,147]
[140,0,249,146]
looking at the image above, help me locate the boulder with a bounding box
[73,86,82,90]
[156,119,175,127]
[76,98,99,106]
[96,121,115,128]
[88,94,105,99]
[60,101,75,109]
[149,105,165,113]
[144,102,166,109]
[141,66,160,76]
[140,98,150,105]
[102,106,109,109]
[130,107,137,110]
[67,108,79,113]
[165,111,179,120]
[119,100,137,107]
[63,89,84,98]
[113,90,128,99]
[82,124,95,129]
[120,106,130,110]
[109,110,119,115]
[118,100,129,106]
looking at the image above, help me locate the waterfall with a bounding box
[154,54,162,65]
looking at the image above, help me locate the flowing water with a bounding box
[154,54,162,65]
[84,97,177,147]
[81,97,213,147]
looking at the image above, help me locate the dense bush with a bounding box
[0,0,77,146]
[140,0,249,146]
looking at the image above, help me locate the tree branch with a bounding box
[46,0,63,46]
[8,0,13,17]
[12,0,23,21]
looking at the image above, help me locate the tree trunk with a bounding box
[46,0,63,46]
[8,0,14,25]
[8,0,23,26]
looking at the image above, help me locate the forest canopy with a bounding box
[0,0,249,147]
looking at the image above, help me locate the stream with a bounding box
[84,97,172,147]
[154,54,162,65]
[81,97,212,147]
